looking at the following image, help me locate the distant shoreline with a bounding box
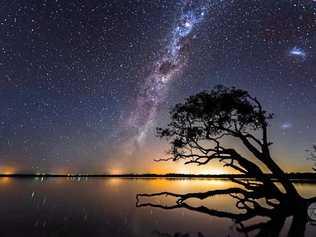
[0,173,315,181]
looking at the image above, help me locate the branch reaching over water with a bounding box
[137,187,248,204]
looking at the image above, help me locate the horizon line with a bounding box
[0,172,315,178]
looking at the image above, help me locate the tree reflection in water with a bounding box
[137,178,316,236]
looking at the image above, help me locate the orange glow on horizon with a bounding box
[0,166,16,175]
[147,162,234,175]
[109,168,124,175]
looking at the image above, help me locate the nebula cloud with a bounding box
[126,1,212,146]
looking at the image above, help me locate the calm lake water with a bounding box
[0,177,316,237]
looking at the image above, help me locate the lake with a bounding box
[0,177,315,237]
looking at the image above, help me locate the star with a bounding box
[289,47,306,60]
[281,122,293,130]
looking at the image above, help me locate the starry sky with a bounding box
[1,0,316,174]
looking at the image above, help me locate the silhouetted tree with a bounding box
[155,85,298,198]
[137,85,316,236]
[307,145,316,171]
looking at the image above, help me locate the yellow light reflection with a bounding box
[0,177,12,185]
[107,178,123,186]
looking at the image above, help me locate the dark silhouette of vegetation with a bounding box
[307,145,316,171]
[137,85,316,236]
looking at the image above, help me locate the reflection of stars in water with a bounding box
[289,47,306,60]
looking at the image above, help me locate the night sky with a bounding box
[1,0,316,174]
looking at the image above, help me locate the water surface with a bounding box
[0,177,315,237]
